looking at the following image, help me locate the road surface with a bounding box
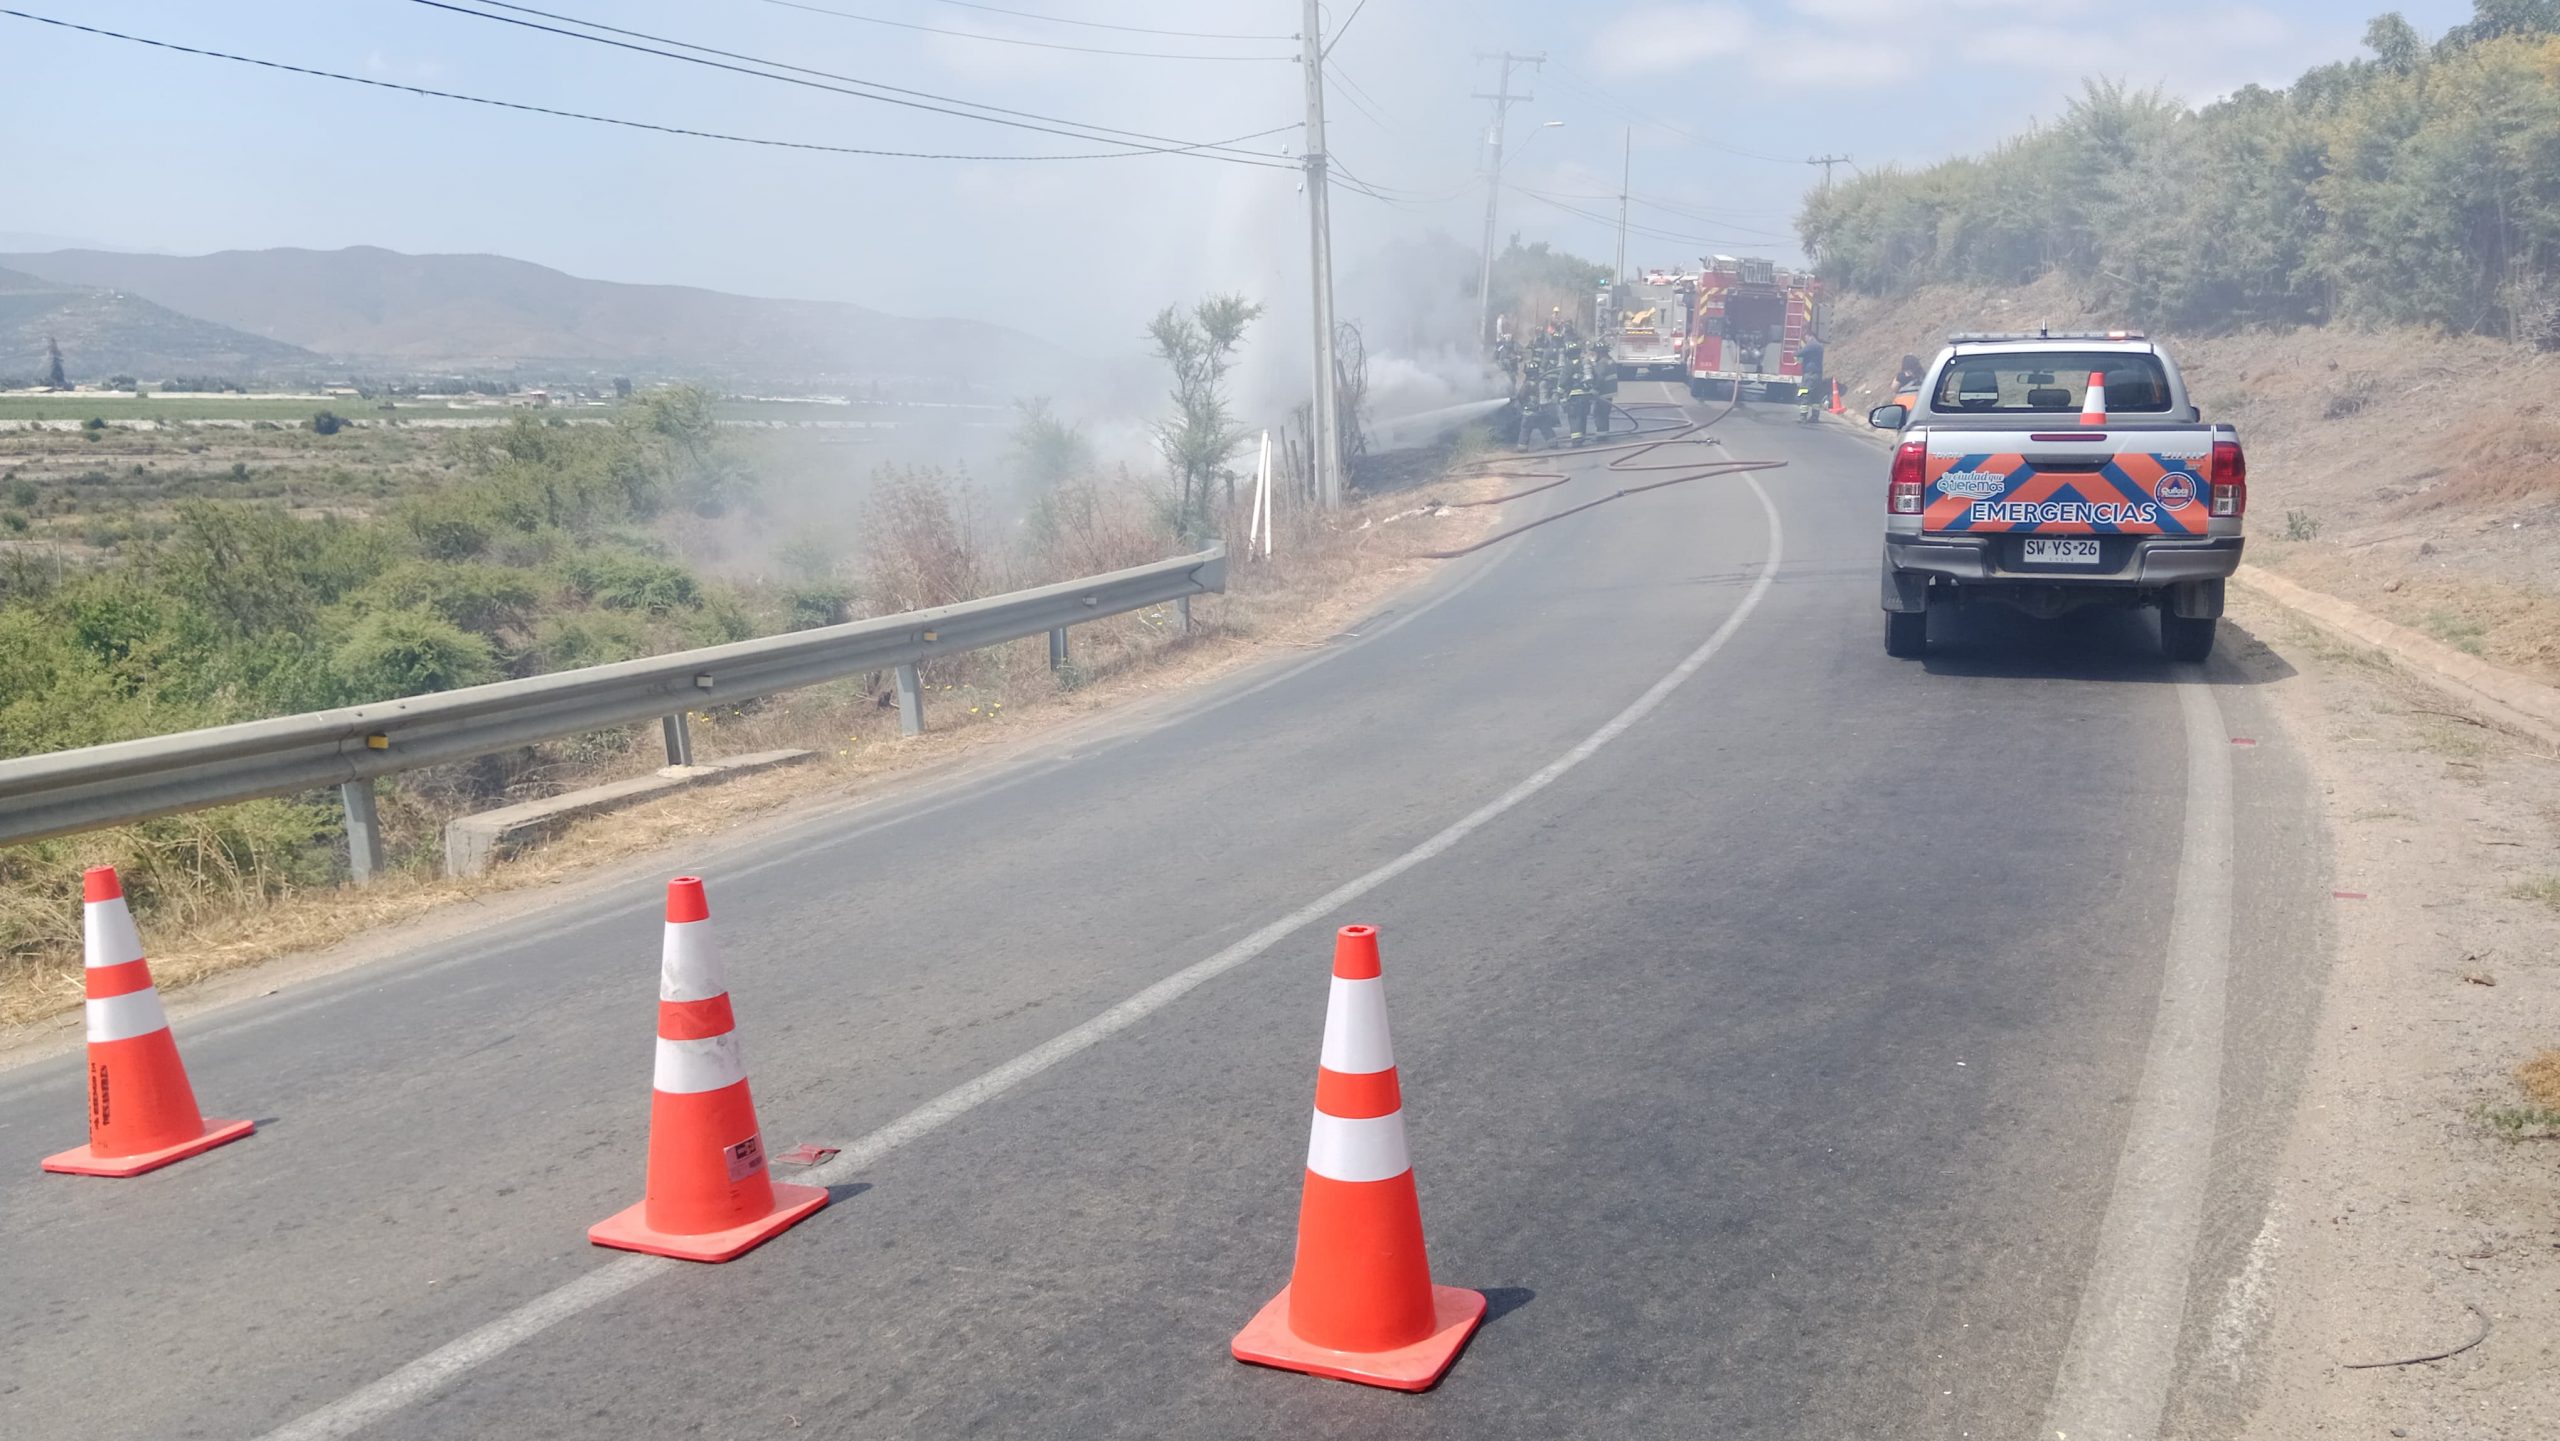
[0,384,2329,1439]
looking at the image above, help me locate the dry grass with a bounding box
[2409,409,2560,512]
[2521,1048,2560,1107]
[0,467,1508,1029]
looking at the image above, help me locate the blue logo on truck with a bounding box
[2153,472,2197,511]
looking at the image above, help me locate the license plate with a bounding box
[2022,538,2103,565]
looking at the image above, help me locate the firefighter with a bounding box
[1798,334,1826,423]
[1564,340,1596,444]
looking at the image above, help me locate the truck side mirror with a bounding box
[1868,403,1909,431]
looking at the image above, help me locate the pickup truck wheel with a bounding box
[2161,613,2217,663]
[1885,609,1927,658]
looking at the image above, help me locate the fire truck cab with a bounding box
[1687,255,1819,404]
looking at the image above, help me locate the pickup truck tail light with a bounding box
[1890,440,1927,514]
[2209,439,2248,517]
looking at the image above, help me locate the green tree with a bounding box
[1147,294,1263,539]
[43,336,65,390]
[1005,397,1093,499]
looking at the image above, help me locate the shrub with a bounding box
[81,417,107,431]
[558,547,699,614]
[311,410,345,436]
[330,608,498,701]
[860,467,986,615]
[528,611,650,671]
[352,560,539,639]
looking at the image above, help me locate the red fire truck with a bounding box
[1687,255,1820,403]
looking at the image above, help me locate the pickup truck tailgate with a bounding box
[1922,433,2213,537]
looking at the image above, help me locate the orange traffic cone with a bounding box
[41,867,254,1177]
[1231,925,1484,1391]
[1827,379,1846,416]
[589,876,826,1262]
[2080,369,2109,426]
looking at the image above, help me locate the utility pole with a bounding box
[1615,127,1631,283]
[1473,49,1543,350]
[1807,153,1851,188]
[1302,0,1342,508]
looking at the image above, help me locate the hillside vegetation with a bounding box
[1802,6,2560,341]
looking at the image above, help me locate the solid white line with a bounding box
[2039,676,2234,1440]
[257,475,1783,1441]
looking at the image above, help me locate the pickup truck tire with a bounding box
[2160,613,2217,663]
[1885,609,1927,658]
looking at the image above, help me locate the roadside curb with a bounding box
[2234,565,2560,750]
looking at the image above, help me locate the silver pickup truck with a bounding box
[1869,332,2246,661]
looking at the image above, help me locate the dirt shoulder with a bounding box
[0,471,1510,1046]
[2225,586,2560,1439]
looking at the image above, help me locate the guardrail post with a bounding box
[340,779,385,885]
[661,712,694,768]
[1047,627,1069,672]
[894,663,923,737]
[1176,595,1194,635]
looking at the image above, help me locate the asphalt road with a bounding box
[0,384,2329,1439]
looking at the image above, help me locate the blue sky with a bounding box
[0,1,2485,355]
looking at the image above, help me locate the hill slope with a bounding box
[0,266,326,383]
[0,247,1064,388]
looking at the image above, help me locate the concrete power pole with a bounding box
[1303,0,1343,509]
[1615,127,1631,283]
[1472,50,1543,350]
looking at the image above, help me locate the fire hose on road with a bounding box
[1423,392,1786,560]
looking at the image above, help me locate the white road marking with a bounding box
[256,475,1785,1440]
[2039,676,2235,1440]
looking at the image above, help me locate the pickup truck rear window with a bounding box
[1931,352,2173,414]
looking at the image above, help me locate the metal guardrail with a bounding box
[0,546,1226,878]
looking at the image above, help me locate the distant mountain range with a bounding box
[0,246,1069,392]
[0,266,324,381]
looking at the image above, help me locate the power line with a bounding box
[1322,0,1370,58]
[1543,63,1801,165]
[931,0,1294,41]
[1323,62,1402,140]
[752,0,1292,60]
[0,8,1290,164]
[409,1,1298,164]
[1509,185,1772,251]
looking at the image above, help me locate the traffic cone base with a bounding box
[1230,1282,1486,1392]
[588,1179,826,1263]
[41,1115,253,1178]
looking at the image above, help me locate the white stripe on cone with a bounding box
[85,987,169,1044]
[659,918,723,1001]
[654,1033,748,1094]
[84,899,145,971]
[1319,976,1395,1074]
[1306,1109,1412,1184]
